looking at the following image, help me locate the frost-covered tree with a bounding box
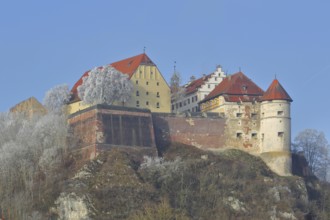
[77,65,133,105]
[293,129,330,181]
[0,111,70,218]
[43,84,71,114]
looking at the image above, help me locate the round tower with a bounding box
[259,79,293,176]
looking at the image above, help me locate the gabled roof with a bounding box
[70,53,155,102]
[201,72,264,103]
[111,53,155,77]
[185,74,212,94]
[10,97,47,118]
[261,79,292,102]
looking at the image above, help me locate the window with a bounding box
[208,84,211,89]
[183,101,186,106]
[146,101,149,106]
[236,113,242,118]
[195,106,198,112]
[215,77,218,81]
[156,102,160,108]
[172,105,174,110]
[136,80,138,85]
[176,103,178,109]
[157,82,159,86]
[251,113,257,119]
[278,132,284,137]
[146,91,149,95]
[236,132,243,139]
[139,70,142,74]
[252,133,257,139]
[146,81,149,85]
[277,111,284,116]
[261,133,264,140]
[188,99,190,104]
[156,92,160,97]
[136,91,139,96]
[192,97,194,103]
[136,101,139,107]
[242,85,247,91]
[179,102,182,107]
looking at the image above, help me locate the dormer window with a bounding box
[242,85,247,91]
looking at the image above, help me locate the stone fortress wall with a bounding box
[68,105,291,176]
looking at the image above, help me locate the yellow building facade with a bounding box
[68,53,171,114]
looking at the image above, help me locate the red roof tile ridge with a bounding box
[261,79,292,102]
[70,53,155,102]
[110,53,155,77]
[202,71,264,103]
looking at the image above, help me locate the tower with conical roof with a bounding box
[259,79,293,176]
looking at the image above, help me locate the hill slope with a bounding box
[50,144,330,220]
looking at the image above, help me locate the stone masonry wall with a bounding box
[68,105,157,160]
[152,113,226,150]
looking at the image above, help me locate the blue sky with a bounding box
[0,0,329,141]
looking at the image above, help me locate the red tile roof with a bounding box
[201,72,264,103]
[261,79,292,102]
[70,53,155,102]
[185,74,212,94]
[111,53,155,77]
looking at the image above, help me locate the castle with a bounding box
[10,53,293,177]
[66,53,293,176]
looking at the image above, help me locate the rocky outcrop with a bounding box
[49,145,322,220]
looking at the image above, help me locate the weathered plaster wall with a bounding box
[260,100,291,153]
[223,102,261,154]
[152,113,226,150]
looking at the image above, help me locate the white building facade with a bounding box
[171,66,226,113]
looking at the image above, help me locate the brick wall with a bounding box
[68,105,157,158]
[152,113,226,150]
